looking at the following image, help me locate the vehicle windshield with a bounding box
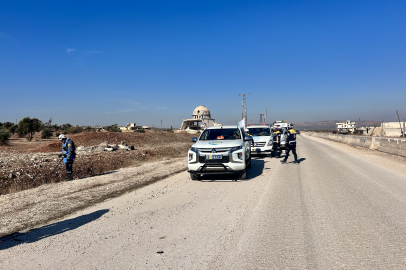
[247,128,271,136]
[200,128,241,140]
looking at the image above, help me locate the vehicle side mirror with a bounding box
[192,137,197,142]
[244,135,253,141]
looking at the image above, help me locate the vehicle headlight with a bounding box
[267,141,272,146]
[229,145,243,153]
[190,147,199,154]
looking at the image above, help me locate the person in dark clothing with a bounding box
[271,128,281,158]
[281,128,298,164]
[58,134,76,181]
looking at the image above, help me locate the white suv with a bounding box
[246,125,273,155]
[188,125,253,180]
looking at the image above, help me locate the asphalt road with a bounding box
[1,134,406,269]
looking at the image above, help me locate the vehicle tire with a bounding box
[239,171,247,180]
[190,173,201,181]
[247,156,252,169]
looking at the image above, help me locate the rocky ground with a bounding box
[0,131,195,195]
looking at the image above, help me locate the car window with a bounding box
[247,128,271,136]
[200,128,241,140]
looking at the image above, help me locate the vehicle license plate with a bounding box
[256,148,261,152]
[206,155,222,160]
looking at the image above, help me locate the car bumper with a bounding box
[251,146,273,154]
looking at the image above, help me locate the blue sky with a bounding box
[1,0,405,127]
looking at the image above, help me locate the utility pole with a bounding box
[259,114,264,124]
[239,93,250,128]
[381,119,384,137]
[265,108,267,124]
[396,110,403,136]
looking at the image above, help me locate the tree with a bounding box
[9,124,18,135]
[16,117,43,141]
[3,122,14,129]
[0,127,10,144]
[45,117,53,128]
[60,123,72,133]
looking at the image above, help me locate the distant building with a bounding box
[336,120,356,133]
[178,105,221,133]
[381,122,404,137]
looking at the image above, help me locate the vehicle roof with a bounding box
[247,125,271,128]
[205,125,239,129]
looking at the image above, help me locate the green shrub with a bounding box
[67,126,83,134]
[134,129,145,133]
[0,128,10,144]
[55,132,60,138]
[105,124,122,132]
[41,128,53,139]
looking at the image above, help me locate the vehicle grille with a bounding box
[196,147,230,153]
[251,142,266,147]
[199,155,230,163]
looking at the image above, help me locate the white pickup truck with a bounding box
[246,125,273,155]
[188,125,253,180]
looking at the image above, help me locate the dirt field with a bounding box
[0,131,195,195]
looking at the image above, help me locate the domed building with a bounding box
[192,105,211,120]
[178,105,221,133]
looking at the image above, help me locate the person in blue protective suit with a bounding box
[58,134,76,181]
[280,127,298,164]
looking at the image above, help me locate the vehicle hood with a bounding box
[252,136,272,142]
[192,140,244,148]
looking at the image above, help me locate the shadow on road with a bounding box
[199,158,265,182]
[284,157,306,164]
[0,209,109,250]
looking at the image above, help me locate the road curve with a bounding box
[1,134,406,269]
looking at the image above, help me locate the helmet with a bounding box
[58,134,67,141]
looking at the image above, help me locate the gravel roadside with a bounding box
[0,157,188,238]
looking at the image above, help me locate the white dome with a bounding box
[192,105,211,119]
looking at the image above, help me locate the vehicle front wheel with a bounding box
[239,171,247,180]
[247,156,252,169]
[190,173,201,181]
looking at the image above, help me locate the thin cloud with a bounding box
[156,106,168,109]
[67,48,76,53]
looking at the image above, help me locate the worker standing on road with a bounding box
[271,128,281,158]
[58,134,76,181]
[280,128,298,164]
